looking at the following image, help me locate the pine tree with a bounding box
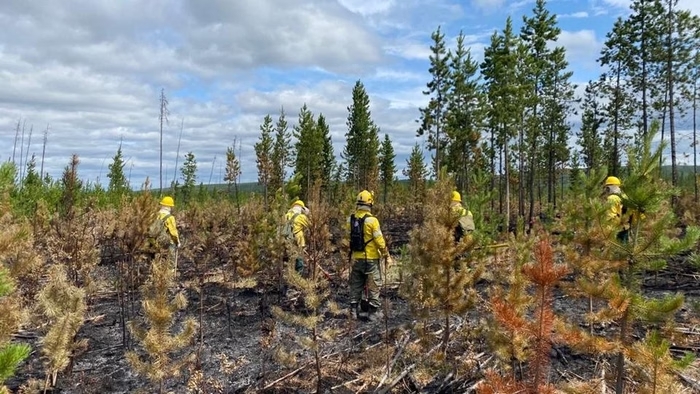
[0,267,30,394]
[541,44,575,209]
[445,31,486,194]
[255,114,275,206]
[378,134,396,205]
[417,26,450,177]
[317,114,335,196]
[577,80,605,173]
[107,143,129,195]
[481,17,524,225]
[180,151,197,204]
[36,264,87,393]
[520,0,562,223]
[270,107,292,194]
[403,143,429,212]
[126,253,197,393]
[599,17,636,176]
[625,0,666,138]
[343,80,380,191]
[224,142,242,212]
[293,104,322,201]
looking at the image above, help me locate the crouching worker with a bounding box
[283,199,309,276]
[346,190,393,322]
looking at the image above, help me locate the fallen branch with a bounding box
[678,372,700,391]
[374,341,443,394]
[262,364,308,391]
[377,334,410,388]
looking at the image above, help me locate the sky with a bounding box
[0,0,699,188]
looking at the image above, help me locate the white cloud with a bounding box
[337,0,396,16]
[555,30,603,70]
[560,11,589,18]
[471,0,506,11]
[384,41,433,60]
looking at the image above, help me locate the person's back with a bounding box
[450,191,474,243]
[284,200,309,274]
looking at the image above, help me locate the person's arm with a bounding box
[165,215,180,246]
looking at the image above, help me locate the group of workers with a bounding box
[151,174,633,323]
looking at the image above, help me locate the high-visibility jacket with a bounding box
[346,208,388,260]
[285,207,309,248]
[158,208,180,245]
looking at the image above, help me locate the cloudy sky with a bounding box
[0,0,698,188]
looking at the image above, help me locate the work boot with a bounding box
[349,302,359,319]
[367,305,383,323]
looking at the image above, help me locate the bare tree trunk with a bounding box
[666,0,678,207]
[12,119,21,166]
[694,80,698,203]
[172,118,184,192]
[40,125,49,181]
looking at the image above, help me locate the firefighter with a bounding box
[158,196,181,249]
[346,190,393,322]
[284,199,309,275]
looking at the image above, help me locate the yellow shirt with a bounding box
[158,208,179,245]
[285,208,309,248]
[346,209,388,260]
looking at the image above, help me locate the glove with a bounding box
[385,255,395,266]
[177,241,182,248]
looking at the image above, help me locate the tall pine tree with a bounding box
[445,31,486,194]
[378,134,397,205]
[417,26,450,177]
[342,80,380,192]
[255,114,274,205]
[270,107,292,194]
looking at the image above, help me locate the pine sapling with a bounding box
[126,253,197,393]
[35,264,87,393]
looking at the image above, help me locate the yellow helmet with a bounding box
[451,191,461,202]
[160,196,175,207]
[292,199,305,208]
[356,190,374,206]
[605,176,621,186]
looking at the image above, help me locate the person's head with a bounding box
[291,199,308,214]
[356,190,373,209]
[604,176,621,195]
[160,196,175,210]
[451,191,461,203]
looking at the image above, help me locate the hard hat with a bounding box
[604,176,621,186]
[356,190,374,206]
[292,199,305,208]
[160,196,175,207]
[451,191,461,202]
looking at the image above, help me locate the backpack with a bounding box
[454,210,475,242]
[350,214,372,252]
[148,213,172,249]
[283,212,300,242]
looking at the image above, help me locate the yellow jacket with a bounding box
[346,209,388,260]
[451,202,473,221]
[158,208,180,245]
[606,193,644,231]
[285,207,309,248]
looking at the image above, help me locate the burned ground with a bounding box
[7,218,700,394]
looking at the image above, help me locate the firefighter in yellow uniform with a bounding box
[450,191,474,243]
[346,190,393,322]
[284,200,309,275]
[602,176,644,243]
[158,196,181,250]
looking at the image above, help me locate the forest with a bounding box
[2,0,700,393]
